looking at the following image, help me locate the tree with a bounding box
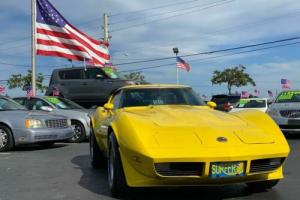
[211,65,256,94]
[123,72,148,84]
[7,70,47,93]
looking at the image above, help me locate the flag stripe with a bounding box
[37,49,87,62]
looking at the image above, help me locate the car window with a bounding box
[59,69,82,79]
[13,98,25,106]
[0,98,27,111]
[276,91,300,103]
[236,99,266,108]
[121,88,205,108]
[44,96,84,109]
[84,68,107,79]
[26,99,50,110]
[112,91,122,109]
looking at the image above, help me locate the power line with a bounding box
[109,0,200,17]
[119,40,300,73]
[110,0,228,25]
[114,36,300,66]
[110,0,235,32]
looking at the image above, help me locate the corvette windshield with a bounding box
[121,88,205,107]
[276,91,300,103]
[0,97,27,111]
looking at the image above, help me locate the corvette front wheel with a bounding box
[247,179,279,191]
[108,133,129,197]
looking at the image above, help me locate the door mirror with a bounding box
[40,106,54,112]
[207,101,217,109]
[104,103,114,110]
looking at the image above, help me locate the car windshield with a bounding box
[102,67,123,79]
[0,97,27,111]
[276,91,300,103]
[44,97,84,110]
[121,88,205,108]
[236,99,266,108]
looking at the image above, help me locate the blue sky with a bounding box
[1,0,300,98]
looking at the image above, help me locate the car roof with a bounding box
[119,84,191,90]
[240,98,269,101]
[53,66,102,71]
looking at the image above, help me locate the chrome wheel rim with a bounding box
[108,143,115,188]
[0,129,8,149]
[71,124,83,141]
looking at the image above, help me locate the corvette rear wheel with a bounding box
[90,129,105,168]
[0,125,14,152]
[108,133,129,197]
[247,180,279,191]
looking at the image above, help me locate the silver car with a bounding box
[0,96,73,152]
[267,90,300,133]
[14,96,91,143]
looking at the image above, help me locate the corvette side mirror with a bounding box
[207,101,217,109]
[104,103,114,110]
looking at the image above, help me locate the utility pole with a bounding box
[31,0,36,96]
[103,13,109,42]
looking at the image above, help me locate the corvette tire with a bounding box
[90,129,105,168]
[108,133,129,197]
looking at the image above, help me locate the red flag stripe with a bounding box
[37,39,87,52]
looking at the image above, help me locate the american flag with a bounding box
[36,0,110,66]
[241,91,249,98]
[52,86,60,96]
[267,90,273,97]
[254,89,260,97]
[26,86,33,99]
[281,79,291,90]
[0,85,5,94]
[176,57,190,72]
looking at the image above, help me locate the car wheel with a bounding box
[108,133,129,197]
[247,179,279,191]
[0,125,14,152]
[90,129,105,168]
[69,121,86,143]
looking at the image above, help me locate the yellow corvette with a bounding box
[90,84,290,196]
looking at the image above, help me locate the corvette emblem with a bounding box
[217,137,228,142]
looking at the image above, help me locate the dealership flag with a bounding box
[254,89,260,97]
[26,86,33,99]
[176,57,190,72]
[241,91,249,98]
[0,85,5,94]
[281,79,291,90]
[267,90,273,97]
[36,0,110,66]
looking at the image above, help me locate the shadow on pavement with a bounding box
[71,155,283,200]
[14,143,68,151]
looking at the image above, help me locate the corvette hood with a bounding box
[124,106,274,147]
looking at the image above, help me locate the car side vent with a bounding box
[250,158,285,174]
[155,162,204,177]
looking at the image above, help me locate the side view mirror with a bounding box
[104,103,114,110]
[40,106,54,112]
[207,101,217,109]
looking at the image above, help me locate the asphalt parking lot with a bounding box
[0,136,299,200]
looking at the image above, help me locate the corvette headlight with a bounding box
[25,119,43,129]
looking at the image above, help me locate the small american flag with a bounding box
[281,79,291,90]
[176,57,190,72]
[241,91,249,98]
[36,0,110,66]
[52,86,60,96]
[0,85,5,94]
[26,86,33,99]
[267,90,273,97]
[254,89,260,97]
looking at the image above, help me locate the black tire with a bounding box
[108,133,129,197]
[68,121,86,143]
[247,179,279,191]
[0,125,14,152]
[90,129,105,168]
[39,141,55,147]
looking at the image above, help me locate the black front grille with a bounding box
[280,110,300,118]
[45,119,68,128]
[250,158,284,174]
[155,162,204,177]
[279,125,300,130]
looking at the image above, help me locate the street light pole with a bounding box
[173,47,179,84]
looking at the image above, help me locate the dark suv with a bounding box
[211,94,240,112]
[46,67,131,107]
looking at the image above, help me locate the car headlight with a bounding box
[67,119,71,126]
[267,108,280,117]
[25,119,43,129]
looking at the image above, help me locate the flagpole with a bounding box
[176,67,179,85]
[31,0,36,96]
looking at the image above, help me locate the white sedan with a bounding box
[230,98,270,113]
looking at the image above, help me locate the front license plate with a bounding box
[210,162,245,178]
